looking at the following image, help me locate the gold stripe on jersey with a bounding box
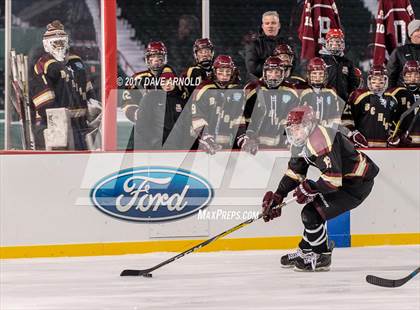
[345,153,367,178]
[195,83,217,101]
[187,66,200,78]
[33,90,55,108]
[43,59,57,74]
[133,72,152,79]
[280,86,298,98]
[389,87,405,97]
[320,174,342,188]
[68,55,81,61]
[162,67,173,73]
[353,91,372,106]
[291,75,305,82]
[285,169,305,182]
[306,126,333,156]
[300,88,313,97]
[246,88,257,100]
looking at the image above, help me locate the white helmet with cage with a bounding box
[42,20,69,62]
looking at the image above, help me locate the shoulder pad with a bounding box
[68,54,82,61]
[351,89,371,105]
[306,126,335,156]
[194,80,217,101]
[133,70,153,79]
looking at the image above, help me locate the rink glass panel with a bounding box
[116,0,202,150]
[1,0,101,150]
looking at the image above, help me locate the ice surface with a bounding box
[1,246,419,310]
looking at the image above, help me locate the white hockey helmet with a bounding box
[42,20,69,62]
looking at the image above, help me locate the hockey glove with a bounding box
[262,191,284,222]
[348,130,368,148]
[199,134,222,155]
[293,180,318,204]
[237,133,259,155]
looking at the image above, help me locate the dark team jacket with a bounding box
[122,65,176,122]
[244,30,287,81]
[181,64,212,99]
[31,53,94,125]
[191,80,244,146]
[134,87,191,150]
[299,86,344,128]
[345,89,399,147]
[390,87,420,146]
[244,79,299,147]
[387,42,420,88]
[275,125,380,196]
[319,50,358,102]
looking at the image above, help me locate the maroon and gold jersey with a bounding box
[346,89,399,147]
[122,65,175,122]
[191,80,244,146]
[299,86,344,128]
[276,125,380,196]
[245,80,299,147]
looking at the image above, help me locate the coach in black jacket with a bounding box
[245,11,286,81]
[387,19,420,88]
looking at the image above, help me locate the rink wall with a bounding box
[0,149,419,259]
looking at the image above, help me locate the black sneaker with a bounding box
[294,250,332,272]
[280,248,310,268]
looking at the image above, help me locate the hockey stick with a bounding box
[390,98,420,139]
[366,266,420,288]
[120,197,297,277]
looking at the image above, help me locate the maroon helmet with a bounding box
[285,105,316,147]
[193,38,214,67]
[307,57,328,88]
[402,60,420,91]
[213,55,236,86]
[367,64,388,94]
[263,56,287,88]
[145,41,167,71]
[354,67,364,89]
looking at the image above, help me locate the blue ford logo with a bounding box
[90,167,213,222]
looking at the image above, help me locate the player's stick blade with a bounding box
[366,275,397,287]
[120,269,151,277]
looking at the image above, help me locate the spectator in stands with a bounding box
[319,28,358,103]
[169,14,200,75]
[134,72,192,150]
[245,11,286,81]
[387,19,420,88]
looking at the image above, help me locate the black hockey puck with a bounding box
[143,273,153,278]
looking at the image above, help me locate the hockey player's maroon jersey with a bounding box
[275,125,379,196]
[298,0,341,60]
[373,0,415,65]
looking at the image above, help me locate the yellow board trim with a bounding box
[351,233,420,247]
[1,233,418,259]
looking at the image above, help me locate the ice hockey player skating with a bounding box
[261,105,379,271]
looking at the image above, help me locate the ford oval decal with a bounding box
[90,167,213,222]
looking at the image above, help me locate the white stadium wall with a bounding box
[0,149,419,259]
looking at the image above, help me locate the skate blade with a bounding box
[293,266,331,272]
[280,264,295,269]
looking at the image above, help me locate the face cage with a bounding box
[308,71,327,88]
[403,73,420,91]
[194,48,214,67]
[146,53,167,71]
[285,122,313,147]
[263,68,285,88]
[326,38,345,55]
[367,75,388,95]
[43,36,69,62]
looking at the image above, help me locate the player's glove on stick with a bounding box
[237,133,259,155]
[199,134,222,155]
[262,191,284,222]
[294,180,318,204]
[348,130,368,148]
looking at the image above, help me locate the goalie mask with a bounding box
[286,106,316,147]
[145,41,167,72]
[43,20,69,62]
[263,56,286,88]
[367,64,388,95]
[402,60,420,92]
[325,28,345,55]
[193,38,214,68]
[307,57,328,88]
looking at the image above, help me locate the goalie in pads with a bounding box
[30,20,101,150]
[261,106,379,271]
